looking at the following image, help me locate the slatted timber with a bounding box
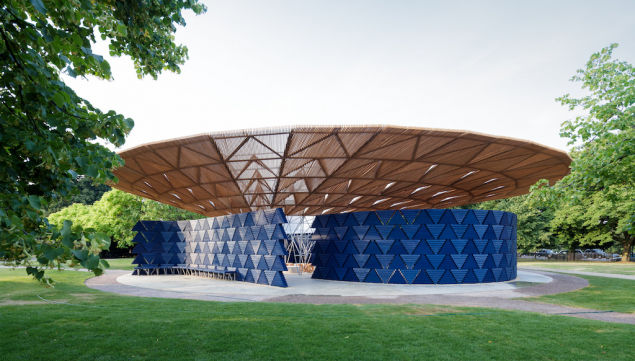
[111,125,571,216]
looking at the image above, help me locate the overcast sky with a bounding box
[65,0,635,152]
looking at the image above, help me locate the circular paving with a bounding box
[113,270,549,301]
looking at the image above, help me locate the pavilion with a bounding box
[112,126,570,286]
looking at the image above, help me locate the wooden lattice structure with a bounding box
[112,125,571,216]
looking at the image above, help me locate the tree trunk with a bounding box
[567,248,576,262]
[621,234,632,263]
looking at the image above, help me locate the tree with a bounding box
[44,177,111,215]
[534,44,633,261]
[48,190,204,248]
[0,0,206,282]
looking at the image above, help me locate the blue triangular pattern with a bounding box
[387,226,407,240]
[257,270,269,285]
[376,269,395,283]
[375,225,394,240]
[426,209,444,223]
[473,210,488,224]
[400,210,420,224]
[473,269,487,282]
[333,240,348,253]
[401,225,420,239]
[401,269,420,284]
[426,269,445,284]
[451,225,467,238]
[473,239,488,253]
[451,254,468,268]
[413,225,433,239]
[413,270,433,284]
[269,271,288,287]
[483,211,498,225]
[376,255,394,269]
[438,255,457,269]
[450,239,468,254]
[375,240,394,254]
[343,214,359,227]
[388,212,407,225]
[335,267,347,281]
[413,240,434,255]
[388,240,408,255]
[353,254,370,268]
[364,226,381,240]
[353,268,371,282]
[492,268,503,282]
[363,241,382,254]
[426,224,445,239]
[389,255,407,269]
[334,226,348,240]
[343,268,359,282]
[364,269,382,283]
[492,240,503,253]
[401,239,420,254]
[389,270,408,284]
[439,210,457,224]
[451,269,468,283]
[426,254,445,269]
[364,255,382,269]
[353,240,370,253]
[334,213,349,227]
[352,226,370,240]
[342,227,358,241]
[375,210,395,225]
[400,255,420,269]
[413,210,434,224]
[473,254,488,268]
[438,270,457,284]
[352,211,370,225]
[343,255,359,268]
[427,239,445,254]
[343,241,358,255]
[473,225,489,239]
[334,254,348,267]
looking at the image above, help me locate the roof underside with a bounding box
[112,125,571,217]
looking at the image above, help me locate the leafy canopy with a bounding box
[0,0,205,282]
[48,190,204,248]
[532,44,633,258]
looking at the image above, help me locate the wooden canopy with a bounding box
[112,125,571,216]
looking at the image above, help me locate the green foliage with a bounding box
[0,0,206,282]
[44,177,111,215]
[48,190,204,248]
[532,44,634,259]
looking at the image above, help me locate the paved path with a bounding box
[85,270,635,324]
[518,266,635,280]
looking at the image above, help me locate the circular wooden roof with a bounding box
[112,125,570,216]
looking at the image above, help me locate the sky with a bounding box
[65,0,635,152]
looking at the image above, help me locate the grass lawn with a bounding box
[1,269,634,360]
[519,261,635,276]
[528,275,635,314]
[103,257,135,271]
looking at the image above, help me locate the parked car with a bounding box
[584,249,607,258]
[535,249,556,258]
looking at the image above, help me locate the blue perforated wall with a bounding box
[131,208,289,287]
[310,209,517,284]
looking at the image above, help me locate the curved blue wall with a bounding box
[310,209,517,284]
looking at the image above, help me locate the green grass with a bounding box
[529,275,635,314]
[519,261,635,276]
[103,257,135,270]
[1,269,634,360]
